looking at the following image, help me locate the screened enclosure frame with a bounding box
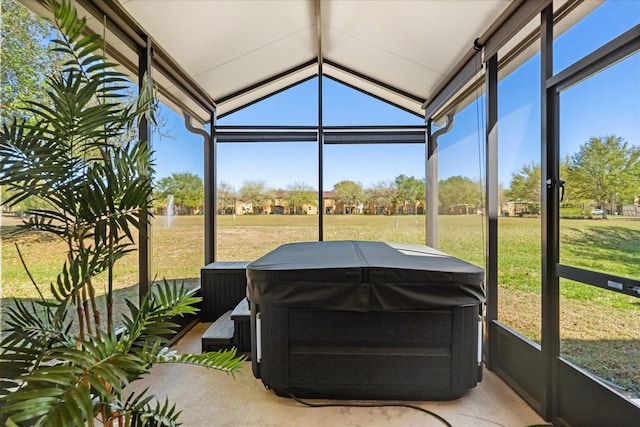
[21,1,640,424]
[212,121,427,244]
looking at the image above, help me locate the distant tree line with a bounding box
[506,135,640,214]
[145,135,640,217]
[5,135,637,217]
[209,175,428,215]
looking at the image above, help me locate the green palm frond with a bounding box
[49,245,122,303]
[1,329,148,427]
[1,299,70,344]
[113,390,182,427]
[0,121,79,204]
[119,281,201,352]
[80,142,154,246]
[133,72,158,127]
[0,298,73,397]
[151,346,246,375]
[25,75,128,144]
[21,209,73,233]
[47,0,84,45]
[47,0,130,95]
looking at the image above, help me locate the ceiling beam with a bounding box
[216,60,317,105]
[324,59,426,104]
[316,0,323,67]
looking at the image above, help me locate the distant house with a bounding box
[322,191,336,214]
[225,190,425,215]
[622,206,640,216]
[448,203,477,215]
[502,200,538,217]
[263,190,287,215]
[396,200,424,215]
[622,196,640,217]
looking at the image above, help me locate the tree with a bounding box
[0,0,62,122]
[365,181,396,214]
[438,175,481,214]
[333,180,363,214]
[286,181,316,214]
[505,159,573,209]
[1,0,173,139]
[395,174,425,213]
[239,179,274,214]
[155,172,204,214]
[217,181,237,214]
[505,162,541,202]
[567,135,640,212]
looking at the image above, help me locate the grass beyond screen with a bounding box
[2,214,639,396]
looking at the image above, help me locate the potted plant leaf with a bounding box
[0,1,244,425]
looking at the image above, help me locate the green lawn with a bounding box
[2,213,640,395]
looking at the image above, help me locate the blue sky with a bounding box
[152,1,639,191]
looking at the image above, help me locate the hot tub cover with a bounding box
[246,241,484,311]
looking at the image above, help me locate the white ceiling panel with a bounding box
[120,1,315,73]
[199,31,317,101]
[322,0,509,100]
[120,0,317,103]
[36,0,520,120]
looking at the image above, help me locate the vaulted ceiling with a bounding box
[116,0,512,119]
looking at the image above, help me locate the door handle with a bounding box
[546,179,566,203]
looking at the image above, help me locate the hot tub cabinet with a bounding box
[247,241,485,401]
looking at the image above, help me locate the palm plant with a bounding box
[0,1,244,425]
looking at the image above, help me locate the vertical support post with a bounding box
[318,67,324,241]
[427,113,454,248]
[138,38,152,303]
[541,4,559,421]
[316,0,324,240]
[184,112,215,263]
[485,53,499,369]
[205,112,216,263]
[426,120,437,247]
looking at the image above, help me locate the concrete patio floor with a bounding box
[130,322,548,427]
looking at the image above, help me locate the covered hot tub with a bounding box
[247,240,485,400]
